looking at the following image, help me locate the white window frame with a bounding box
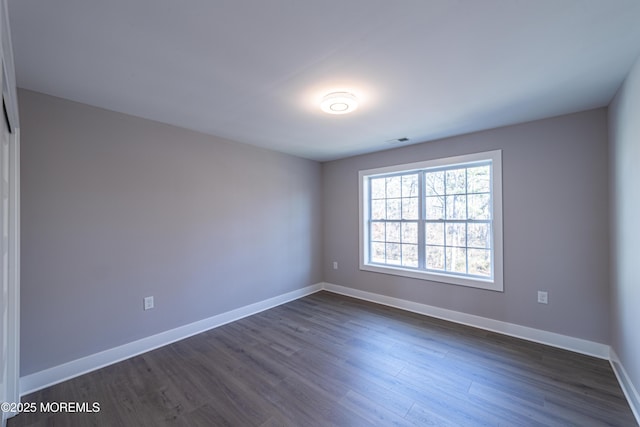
[359,150,503,292]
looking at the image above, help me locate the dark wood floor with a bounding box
[9,291,637,426]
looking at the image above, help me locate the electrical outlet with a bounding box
[144,296,154,310]
[333,261,338,270]
[537,291,548,304]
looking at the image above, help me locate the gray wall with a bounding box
[19,89,323,376]
[19,86,614,378]
[609,56,640,396]
[323,109,610,343]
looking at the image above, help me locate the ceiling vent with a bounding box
[387,137,410,145]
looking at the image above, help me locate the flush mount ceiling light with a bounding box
[320,92,359,115]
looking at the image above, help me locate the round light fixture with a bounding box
[320,92,358,115]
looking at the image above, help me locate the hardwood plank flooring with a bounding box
[8,291,637,426]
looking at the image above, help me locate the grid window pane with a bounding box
[386,222,401,243]
[468,194,490,220]
[468,248,491,277]
[467,165,490,194]
[446,247,466,273]
[365,156,497,286]
[369,172,423,270]
[468,223,491,249]
[402,222,418,244]
[446,223,466,248]
[386,243,401,265]
[445,195,467,219]
[426,196,444,220]
[372,200,385,220]
[371,222,385,242]
[371,242,385,263]
[386,176,401,198]
[426,223,444,246]
[426,245,444,270]
[402,244,418,267]
[402,174,419,197]
[446,168,466,194]
[371,178,386,199]
[425,171,444,196]
[402,197,418,220]
[387,199,401,220]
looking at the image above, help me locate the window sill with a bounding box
[360,262,503,292]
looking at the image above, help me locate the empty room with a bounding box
[1,0,640,426]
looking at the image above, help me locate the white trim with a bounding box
[0,0,19,418]
[20,283,322,395]
[322,282,610,359]
[610,349,640,425]
[0,0,18,131]
[358,151,500,177]
[358,150,504,292]
[4,128,18,419]
[19,280,623,406]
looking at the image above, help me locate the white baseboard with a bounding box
[19,281,619,401]
[610,349,640,425]
[321,282,610,359]
[20,283,323,396]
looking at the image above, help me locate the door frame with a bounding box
[1,0,20,424]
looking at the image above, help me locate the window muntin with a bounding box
[423,163,492,278]
[359,150,503,291]
[369,173,420,268]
